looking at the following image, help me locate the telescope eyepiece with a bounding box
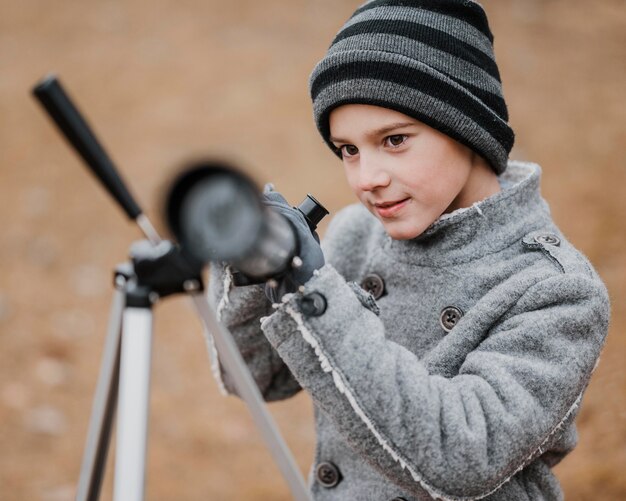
[297,194,329,232]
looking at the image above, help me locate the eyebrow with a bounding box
[329,121,417,144]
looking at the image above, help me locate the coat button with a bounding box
[316,461,341,488]
[534,233,561,246]
[361,274,385,299]
[440,306,463,332]
[299,292,327,316]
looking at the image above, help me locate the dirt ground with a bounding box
[1,0,625,499]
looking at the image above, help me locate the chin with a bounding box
[384,223,426,240]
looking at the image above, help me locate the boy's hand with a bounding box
[262,186,325,302]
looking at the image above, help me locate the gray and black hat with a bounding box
[309,0,514,174]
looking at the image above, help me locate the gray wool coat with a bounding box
[206,161,610,501]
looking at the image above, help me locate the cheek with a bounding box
[408,153,469,202]
[343,166,361,195]
[399,161,439,200]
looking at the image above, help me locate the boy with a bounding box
[208,1,610,499]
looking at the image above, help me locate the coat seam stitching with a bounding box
[205,265,233,396]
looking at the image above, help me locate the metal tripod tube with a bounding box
[76,286,125,501]
[113,307,154,501]
[191,293,312,501]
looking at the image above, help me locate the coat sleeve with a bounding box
[202,204,366,400]
[260,264,610,500]
[205,262,301,401]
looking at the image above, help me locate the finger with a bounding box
[262,190,290,205]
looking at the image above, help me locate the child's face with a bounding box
[329,104,483,240]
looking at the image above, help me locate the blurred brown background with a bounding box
[1,0,624,499]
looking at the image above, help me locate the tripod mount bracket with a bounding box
[116,240,203,308]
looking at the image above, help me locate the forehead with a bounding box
[329,104,422,140]
[330,103,413,126]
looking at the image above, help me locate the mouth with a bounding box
[373,198,410,218]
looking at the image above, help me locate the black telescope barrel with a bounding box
[164,162,329,278]
[32,75,142,220]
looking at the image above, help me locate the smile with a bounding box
[374,198,410,218]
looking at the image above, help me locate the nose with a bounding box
[357,154,391,192]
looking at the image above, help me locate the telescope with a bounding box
[165,161,328,284]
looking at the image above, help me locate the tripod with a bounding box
[74,242,311,501]
[31,76,312,501]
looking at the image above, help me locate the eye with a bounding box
[385,134,407,148]
[340,144,359,157]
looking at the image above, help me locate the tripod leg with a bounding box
[76,286,125,501]
[113,306,154,501]
[191,293,312,501]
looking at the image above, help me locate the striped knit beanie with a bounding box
[309,0,514,174]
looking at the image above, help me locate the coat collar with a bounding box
[382,161,554,266]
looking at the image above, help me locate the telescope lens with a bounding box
[177,172,264,264]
